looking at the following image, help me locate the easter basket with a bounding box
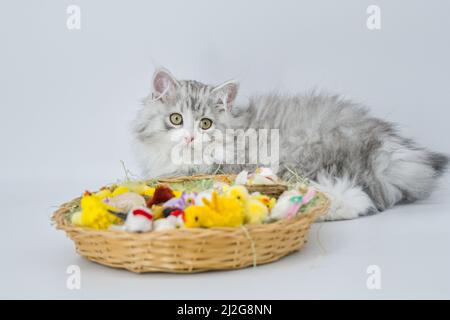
[52,174,330,273]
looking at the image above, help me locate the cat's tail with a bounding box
[366,137,449,211]
[428,151,450,175]
[312,140,448,221]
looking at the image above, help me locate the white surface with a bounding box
[0,176,449,299]
[0,0,449,299]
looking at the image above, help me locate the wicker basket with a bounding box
[52,175,330,273]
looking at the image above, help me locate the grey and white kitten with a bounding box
[133,68,448,220]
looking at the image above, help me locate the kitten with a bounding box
[132,68,448,220]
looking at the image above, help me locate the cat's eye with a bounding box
[169,113,183,125]
[200,118,213,130]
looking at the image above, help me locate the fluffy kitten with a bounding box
[133,68,448,220]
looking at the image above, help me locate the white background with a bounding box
[0,0,449,299]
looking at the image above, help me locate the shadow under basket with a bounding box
[52,175,330,273]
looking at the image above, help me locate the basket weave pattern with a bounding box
[53,175,329,273]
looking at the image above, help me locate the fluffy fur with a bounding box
[132,68,448,220]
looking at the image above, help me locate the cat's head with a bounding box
[133,68,239,173]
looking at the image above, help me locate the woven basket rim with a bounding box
[149,173,288,187]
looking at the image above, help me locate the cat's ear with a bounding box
[212,80,239,111]
[152,68,179,101]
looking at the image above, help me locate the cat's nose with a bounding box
[184,135,194,144]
